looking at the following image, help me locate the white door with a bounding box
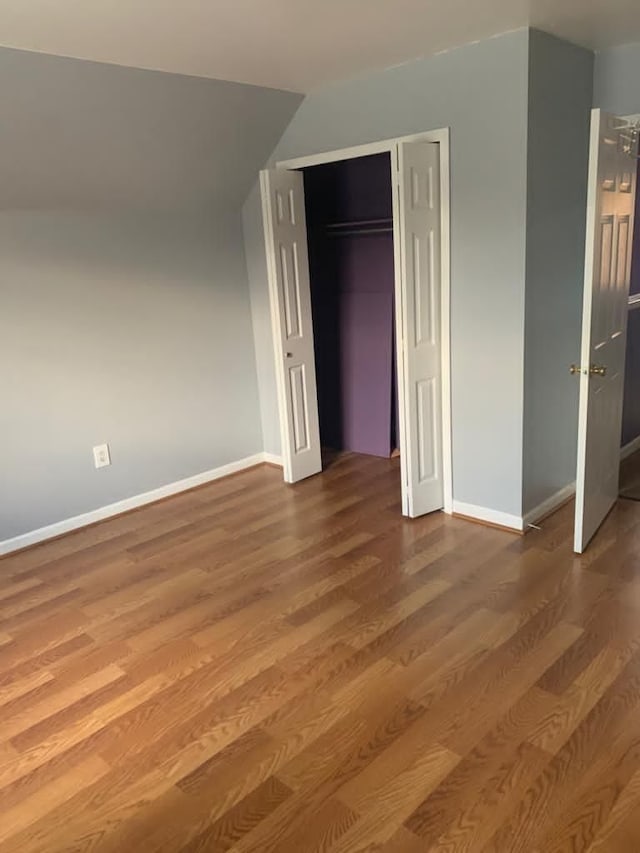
[395,142,444,517]
[574,110,637,552]
[260,168,322,483]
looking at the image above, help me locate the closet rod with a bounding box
[326,217,393,229]
[325,216,393,237]
[326,227,393,237]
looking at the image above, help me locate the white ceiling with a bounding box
[0,0,639,93]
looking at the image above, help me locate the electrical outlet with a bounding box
[93,444,111,469]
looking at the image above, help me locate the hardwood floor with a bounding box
[1,453,640,851]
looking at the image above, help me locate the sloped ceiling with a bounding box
[0,46,302,210]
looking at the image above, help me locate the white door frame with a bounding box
[274,128,453,515]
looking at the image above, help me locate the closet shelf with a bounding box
[325,217,393,237]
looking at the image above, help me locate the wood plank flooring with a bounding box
[1,453,640,851]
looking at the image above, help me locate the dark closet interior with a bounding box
[303,153,397,458]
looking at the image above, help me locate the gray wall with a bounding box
[243,183,283,456]
[522,31,593,514]
[594,41,640,115]
[0,46,302,212]
[0,47,302,542]
[244,30,530,516]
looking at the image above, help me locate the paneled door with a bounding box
[260,168,322,483]
[574,110,637,552]
[395,142,444,517]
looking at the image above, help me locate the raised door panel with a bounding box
[261,169,322,483]
[397,142,443,517]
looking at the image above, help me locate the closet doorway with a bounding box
[260,130,452,519]
[304,154,397,461]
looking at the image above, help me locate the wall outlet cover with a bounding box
[93,444,111,469]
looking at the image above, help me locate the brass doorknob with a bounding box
[589,364,607,377]
[569,364,582,375]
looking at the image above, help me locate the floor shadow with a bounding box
[320,447,344,470]
[620,448,640,501]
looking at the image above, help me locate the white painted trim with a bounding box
[0,453,273,557]
[276,128,450,171]
[452,500,523,532]
[621,435,640,461]
[277,140,395,171]
[523,482,576,529]
[275,128,453,516]
[438,129,453,515]
[456,482,577,534]
[262,452,284,466]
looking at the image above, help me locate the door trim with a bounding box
[275,129,453,515]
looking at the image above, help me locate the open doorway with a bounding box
[619,156,640,501]
[303,153,398,464]
[260,131,452,519]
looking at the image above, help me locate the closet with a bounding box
[303,153,397,459]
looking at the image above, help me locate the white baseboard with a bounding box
[621,435,640,461]
[451,500,523,532]
[523,482,575,529]
[262,452,283,467]
[0,452,280,558]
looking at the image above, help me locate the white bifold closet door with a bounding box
[260,140,444,519]
[395,142,444,517]
[260,168,322,483]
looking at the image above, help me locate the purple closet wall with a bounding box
[622,159,640,447]
[304,153,396,457]
[338,239,395,456]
